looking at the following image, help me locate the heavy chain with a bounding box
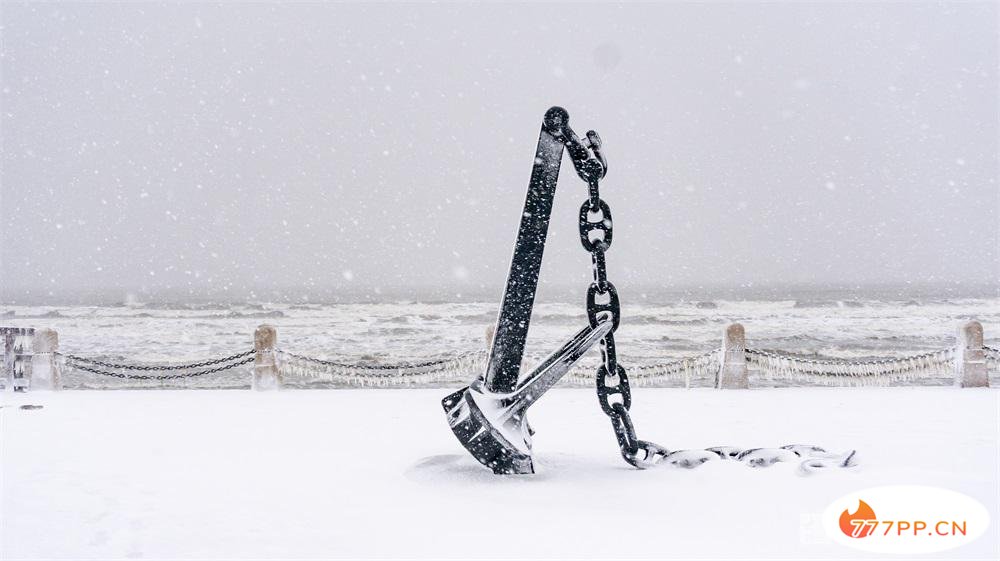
[560,124,853,472]
[560,124,670,469]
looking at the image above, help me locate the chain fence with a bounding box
[11,341,1000,390]
[278,347,727,389]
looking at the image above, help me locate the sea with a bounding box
[2,285,997,389]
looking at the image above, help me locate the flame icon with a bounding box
[839,499,877,538]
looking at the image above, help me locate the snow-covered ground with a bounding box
[2,387,997,559]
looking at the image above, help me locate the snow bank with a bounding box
[2,388,997,559]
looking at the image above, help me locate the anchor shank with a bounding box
[484,111,567,393]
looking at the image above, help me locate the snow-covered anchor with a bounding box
[441,107,858,475]
[442,107,614,474]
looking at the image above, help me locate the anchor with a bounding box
[442,108,860,476]
[442,107,631,474]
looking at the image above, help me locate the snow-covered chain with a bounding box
[745,347,955,386]
[566,347,721,388]
[985,345,1000,373]
[6,322,994,390]
[653,444,857,474]
[277,347,727,389]
[61,354,255,380]
[277,349,487,387]
[19,345,986,389]
[60,350,255,372]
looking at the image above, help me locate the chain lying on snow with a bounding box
[61,353,254,380]
[657,444,858,474]
[745,347,955,386]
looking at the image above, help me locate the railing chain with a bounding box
[59,349,255,371]
[277,349,485,371]
[745,347,953,367]
[44,344,996,385]
[63,355,254,380]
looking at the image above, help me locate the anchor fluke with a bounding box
[441,387,534,474]
[442,320,613,474]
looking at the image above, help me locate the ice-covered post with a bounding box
[11,328,35,392]
[253,324,281,390]
[31,328,61,391]
[2,328,14,390]
[484,324,495,348]
[717,323,748,389]
[954,320,988,388]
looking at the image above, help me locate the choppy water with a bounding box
[3,297,997,375]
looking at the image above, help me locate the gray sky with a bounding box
[2,2,997,303]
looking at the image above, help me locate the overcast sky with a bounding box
[1,2,997,303]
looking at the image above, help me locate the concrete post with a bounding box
[717,323,749,389]
[253,324,281,390]
[11,328,35,392]
[31,328,61,390]
[955,320,988,388]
